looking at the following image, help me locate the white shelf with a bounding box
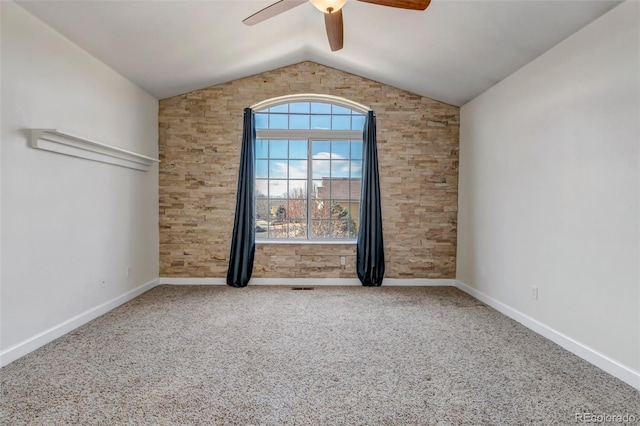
[30,129,159,172]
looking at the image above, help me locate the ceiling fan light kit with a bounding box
[309,0,348,13]
[243,0,431,52]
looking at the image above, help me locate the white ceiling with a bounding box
[17,0,622,106]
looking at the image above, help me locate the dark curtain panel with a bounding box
[357,111,385,286]
[226,108,256,288]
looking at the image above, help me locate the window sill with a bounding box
[256,239,357,245]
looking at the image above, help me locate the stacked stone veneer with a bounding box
[159,61,459,279]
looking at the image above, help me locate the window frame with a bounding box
[253,95,368,244]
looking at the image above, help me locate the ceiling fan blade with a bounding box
[243,0,307,26]
[356,0,431,10]
[324,9,344,52]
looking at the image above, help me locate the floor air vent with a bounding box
[291,287,314,291]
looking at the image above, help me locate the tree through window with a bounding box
[254,97,366,241]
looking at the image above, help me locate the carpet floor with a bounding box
[1,285,638,425]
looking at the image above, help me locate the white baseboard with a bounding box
[0,278,159,368]
[454,280,640,391]
[383,278,454,286]
[160,277,227,285]
[158,277,457,287]
[6,275,636,391]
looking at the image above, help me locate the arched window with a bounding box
[252,94,369,242]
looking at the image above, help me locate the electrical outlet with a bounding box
[126,266,132,278]
[340,256,346,266]
[530,285,538,301]
[99,275,107,288]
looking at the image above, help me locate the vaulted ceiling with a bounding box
[18,0,622,106]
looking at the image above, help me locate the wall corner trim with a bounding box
[454,280,640,391]
[30,129,159,171]
[0,278,160,368]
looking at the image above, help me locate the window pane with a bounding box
[350,141,362,159]
[350,226,358,239]
[331,160,350,178]
[350,203,361,237]
[256,113,268,129]
[312,179,326,199]
[289,114,310,130]
[332,105,351,115]
[269,222,287,240]
[256,140,269,158]
[311,115,331,129]
[331,141,350,159]
[289,160,307,179]
[255,179,268,197]
[269,198,288,239]
[311,102,331,114]
[255,197,269,222]
[256,159,268,178]
[288,180,307,198]
[350,177,362,199]
[351,114,366,130]
[312,199,330,219]
[289,140,307,159]
[312,160,331,179]
[269,180,287,198]
[332,220,351,238]
[255,225,268,239]
[331,178,349,198]
[331,115,350,130]
[312,141,331,158]
[269,104,288,113]
[331,201,349,219]
[311,220,331,238]
[269,114,288,129]
[269,140,288,158]
[269,220,288,239]
[289,102,310,113]
[350,160,362,178]
[288,221,307,238]
[287,199,307,219]
[269,200,285,217]
[269,160,287,178]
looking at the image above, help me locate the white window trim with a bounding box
[256,239,357,245]
[251,93,370,114]
[253,94,365,244]
[256,129,362,140]
[255,134,361,243]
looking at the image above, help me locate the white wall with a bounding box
[457,0,639,383]
[1,2,159,363]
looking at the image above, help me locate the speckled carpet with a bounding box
[1,285,638,425]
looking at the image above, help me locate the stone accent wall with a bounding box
[159,61,459,279]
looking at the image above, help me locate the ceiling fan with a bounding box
[243,0,431,52]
